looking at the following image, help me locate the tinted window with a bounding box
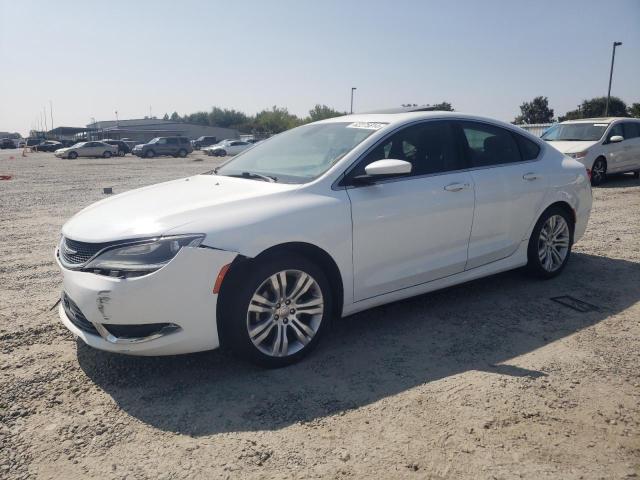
[622,122,640,139]
[460,122,521,167]
[179,137,189,144]
[166,138,178,145]
[515,134,541,160]
[353,121,465,178]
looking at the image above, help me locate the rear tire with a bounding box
[118,150,125,157]
[633,170,640,179]
[591,157,607,186]
[178,149,187,158]
[219,253,332,368]
[526,206,573,279]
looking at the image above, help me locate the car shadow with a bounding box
[77,252,640,435]
[597,172,640,188]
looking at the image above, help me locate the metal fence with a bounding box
[516,123,554,137]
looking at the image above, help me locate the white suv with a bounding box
[542,117,640,185]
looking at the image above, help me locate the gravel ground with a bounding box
[1,149,639,479]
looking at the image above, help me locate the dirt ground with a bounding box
[0,149,639,480]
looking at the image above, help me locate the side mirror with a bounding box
[609,135,624,143]
[352,159,412,184]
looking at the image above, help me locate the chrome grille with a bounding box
[60,237,112,266]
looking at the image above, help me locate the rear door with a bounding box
[458,121,549,269]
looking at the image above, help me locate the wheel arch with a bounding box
[219,241,344,322]
[538,201,576,232]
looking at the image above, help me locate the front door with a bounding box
[345,121,475,301]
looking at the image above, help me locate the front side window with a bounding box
[541,123,608,141]
[214,122,381,183]
[460,121,521,167]
[350,121,465,179]
[607,123,624,142]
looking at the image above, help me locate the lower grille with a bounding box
[103,323,177,339]
[62,293,99,336]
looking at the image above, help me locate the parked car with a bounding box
[55,112,591,366]
[192,136,218,150]
[132,136,193,158]
[542,117,640,185]
[54,141,118,159]
[15,139,26,148]
[102,139,130,156]
[204,140,252,157]
[0,138,16,149]
[26,138,43,147]
[34,140,63,152]
[121,139,139,151]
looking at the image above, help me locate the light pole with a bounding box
[350,87,357,114]
[605,41,622,116]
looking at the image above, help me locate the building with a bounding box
[85,118,239,143]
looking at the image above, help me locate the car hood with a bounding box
[62,174,300,243]
[56,147,70,152]
[545,140,598,154]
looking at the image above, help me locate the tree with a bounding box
[431,101,454,112]
[208,107,249,128]
[559,96,628,121]
[181,111,209,126]
[170,111,181,121]
[514,96,554,124]
[162,113,169,120]
[628,103,640,118]
[307,104,346,122]
[253,106,301,134]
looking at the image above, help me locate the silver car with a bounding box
[55,141,119,159]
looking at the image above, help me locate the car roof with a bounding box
[316,111,536,136]
[559,117,637,125]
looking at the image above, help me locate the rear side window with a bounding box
[514,134,541,160]
[179,137,190,144]
[459,121,521,167]
[167,138,178,145]
[622,122,640,139]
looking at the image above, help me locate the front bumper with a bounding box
[56,246,237,355]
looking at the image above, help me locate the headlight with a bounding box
[567,151,587,160]
[85,234,204,277]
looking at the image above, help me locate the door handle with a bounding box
[522,172,540,181]
[444,182,470,192]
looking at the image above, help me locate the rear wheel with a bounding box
[526,207,573,278]
[633,170,639,179]
[118,150,125,157]
[219,253,332,367]
[178,149,187,158]
[591,157,607,186]
[145,149,155,158]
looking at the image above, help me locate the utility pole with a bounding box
[605,41,623,116]
[43,108,48,133]
[350,87,357,114]
[49,100,54,131]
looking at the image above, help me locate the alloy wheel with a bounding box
[592,160,606,184]
[538,215,570,272]
[246,269,324,357]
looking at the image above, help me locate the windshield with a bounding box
[541,123,608,141]
[148,137,160,144]
[72,142,86,148]
[214,122,383,183]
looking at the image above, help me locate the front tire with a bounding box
[103,150,112,158]
[219,253,332,367]
[217,149,226,157]
[145,149,155,158]
[68,151,78,159]
[591,157,607,186]
[526,207,573,279]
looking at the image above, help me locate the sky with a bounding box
[1,0,639,136]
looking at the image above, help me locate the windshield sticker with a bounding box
[347,122,388,130]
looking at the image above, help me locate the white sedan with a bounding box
[56,112,592,366]
[203,140,252,156]
[55,141,119,159]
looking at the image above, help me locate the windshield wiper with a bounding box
[225,171,278,182]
